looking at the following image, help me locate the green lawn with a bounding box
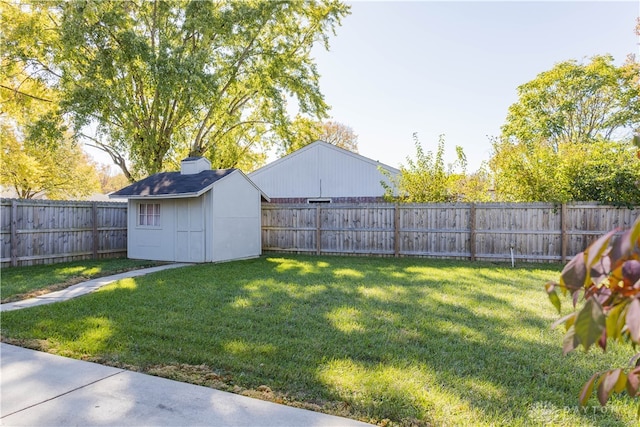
[0,258,163,303]
[1,255,637,426]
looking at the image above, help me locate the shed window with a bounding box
[138,203,160,227]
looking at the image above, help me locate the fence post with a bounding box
[316,204,321,255]
[561,203,568,263]
[469,203,476,261]
[394,203,400,257]
[10,199,18,267]
[92,202,99,259]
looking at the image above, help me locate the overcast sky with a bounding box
[311,0,639,172]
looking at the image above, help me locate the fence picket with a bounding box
[2,199,638,266]
[1,199,127,267]
[261,202,638,262]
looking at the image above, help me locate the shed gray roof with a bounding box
[110,169,235,199]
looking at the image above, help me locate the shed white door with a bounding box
[175,198,205,262]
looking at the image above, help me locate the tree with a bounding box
[0,124,101,199]
[489,137,640,205]
[283,118,359,154]
[1,0,350,180]
[318,120,358,152]
[96,165,130,194]
[492,54,640,203]
[449,164,494,203]
[562,140,640,206]
[545,216,640,411]
[381,133,486,202]
[502,55,640,150]
[0,2,101,199]
[489,137,571,203]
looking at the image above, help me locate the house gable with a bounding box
[250,140,399,178]
[249,141,399,201]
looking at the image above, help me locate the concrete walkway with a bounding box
[0,265,372,426]
[0,263,192,312]
[0,344,370,426]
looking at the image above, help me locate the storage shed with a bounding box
[109,157,268,263]
[249,140,400,203]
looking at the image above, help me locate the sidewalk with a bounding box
[0,344,371,426]
[0,265,372,426]
[1,263,193,312]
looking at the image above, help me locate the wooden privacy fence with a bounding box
[1,198,127,267]
[261,202,640,262]
[2,200,638,267]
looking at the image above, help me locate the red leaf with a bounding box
[579,372,600,406]
[622,260,640,287]
[626,299,640,343]
[563,325,578,355]
[597,328,607,351]
[561,253,588,292]
[609,227,634,268]
[597,369,622,406]
[572,290,580,309]
[590,256,611,286]
[551,312,576,331]
[627,366,640,397]
[586,229,618,270]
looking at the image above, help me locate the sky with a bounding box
[308,0,639,172]
[86,0,639,174]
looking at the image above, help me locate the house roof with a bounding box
[109,169,236,199]
[249,140,400,178]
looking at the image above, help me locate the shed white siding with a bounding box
[125,170,263,263]
[249,141,399,200]
[209,170,262,262]
[175,197,205,262]
[127,199,178,262]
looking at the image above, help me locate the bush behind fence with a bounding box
[2,199,638,267]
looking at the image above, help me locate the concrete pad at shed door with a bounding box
[1,344,373,426]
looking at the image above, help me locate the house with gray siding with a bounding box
[249,140,399,203]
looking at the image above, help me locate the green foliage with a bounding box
[490,137,569,202]
[490,138,640,204]
[492,54,640,204]
[2,0,350,178]
[0,2,101,198]
[502,55,640,148]
[0,123,101,199]
[96,165,130,194]
[562,140,640,206]
[383,133,491,202]
[546,216,640,410]
[283,117,359,155]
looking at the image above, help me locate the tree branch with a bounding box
[0,83,54,103]
[79,133,134,182]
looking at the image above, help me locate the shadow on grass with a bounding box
[1,255,635,426]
